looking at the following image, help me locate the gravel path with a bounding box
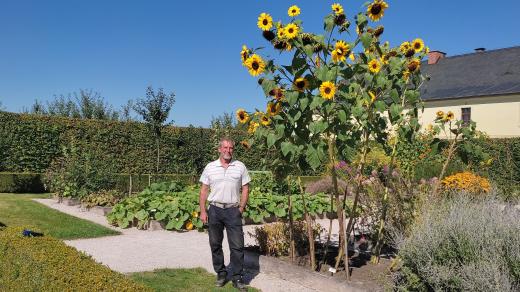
[35,199,362,292]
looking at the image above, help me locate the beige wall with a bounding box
[419,94,520,138]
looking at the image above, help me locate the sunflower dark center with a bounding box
[292,9,296,13]
[414,43,421,49]
[324,87,331,94]
[239,113,245,119]
[297,81,305,88]
[263,19,268,25]
[372,63,378,68]
[370,4,382,14]
[252,61,259,70]
[288,28,294,33]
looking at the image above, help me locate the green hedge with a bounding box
[0,111,268,175]
[0,226,151,291]
[0,172,46,193]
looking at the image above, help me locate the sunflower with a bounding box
[369,91,377,103]
[381,54,390,64]
[284,23,299,39]
[236,109,250,123]
[244,54,266,76]
[240,140,251,149]
[332,3,344,15]
[260,114,271,126]
[277,26,286,39]
[248,121,260,134]
[319,81,336,100]
[332,49,345,63]
[445,111,455,121]
[436,110,445,119]
[269,88,285,100]
[403,70,411,81]
[368,59,381,73]
[262,30,276,41]
[412,38,424,53]
[267,102,281,116]
[257,13,273,31]
[332,40,350,63]
[240,45,249,65]
[356,26,361,35]
[400,41,411,53]
[404,48,416,58]
[288,5,300,17]
[367,1,389,22]
[185,221,194,230]
[407,58,421,72]
[293,77,309,92]
[373,26,384,38]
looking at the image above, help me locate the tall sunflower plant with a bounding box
[237,1,428,274]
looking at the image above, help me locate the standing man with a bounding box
[199,137,250,290]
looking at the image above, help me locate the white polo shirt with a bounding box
[199,159,251,204]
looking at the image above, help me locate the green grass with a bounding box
[0,193,119,239]
[131,268,260,292]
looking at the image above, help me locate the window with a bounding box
[461,107,471,125]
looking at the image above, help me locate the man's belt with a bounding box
[210,202,239,209]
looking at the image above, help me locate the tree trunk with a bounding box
[288,194,296,261]
[128,174,133,197]
[156,138,160,174]
[298,177,316,270]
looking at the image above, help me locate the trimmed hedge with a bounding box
[0,172,46,193]
[0,226,151,291]
[472,138,520,189]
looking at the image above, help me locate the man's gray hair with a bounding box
[219,137,235,147]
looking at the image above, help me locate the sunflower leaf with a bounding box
[267,133,277,148]
[300,97,309,111]
[281,141,293,157]
[261,79,276,96]
[286,91,299,106]
[360,33,373,49]
[324,14,335,32]
[315,66,330,82]
[337,110,347,123]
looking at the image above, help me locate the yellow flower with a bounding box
[332,40,350,63]
[368,59,381,73]
[277,26,286,39]
[266,102,281,116]
[236,109,250,123]
[288,5,300,17]
[260,114,271,126]
[293,77,309,92]
[185,221,194,230]
[349,53,355,61]
[244,54,266,76]
[381,54,389,64]
[445,111,455,121]
[284,23,299,39]
[319,81,336,100]
[400,41,411,53]
[191,211,198,218]
[240,140,251,149]
[257,13,273,31]
[332,3,344,15]
[407,58,421,72]
[248,121,259,134]
[403,70,411,81]
[367,1,389,22]
[412,38,424,53]
[269,88,285,100]
[369,91,377,103]
[436,110,445,119]
[332,49,345,63]
[240,45,249,65]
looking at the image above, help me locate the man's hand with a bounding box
[200,210,208,224]
[239,206,245,214]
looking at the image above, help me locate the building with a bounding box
[419,46,520,137]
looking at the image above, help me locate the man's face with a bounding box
[218,141,234,160]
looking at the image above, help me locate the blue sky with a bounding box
[1,0,519,127]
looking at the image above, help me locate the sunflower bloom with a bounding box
[244,54,266,76]
[260,114,271,126]
[407,58,421,72]
[381,54,389,64]
[445,111,455,121]
[403,70,411,81]
[240,45,249,65]
[288,5,300,17]
[269,88,285,100]
[293,77,309,92]
[319,81,336,100]
[248,121,260,134]
[400,41,411,54]
[367,1,389,22]
[284,23,299,39]
[412,38,424,53]
[332,3,344,15]
[277,26,286,39]
[368,59,381,73]
[267,102,281,116]
[369,91,377,103]
[436,111,445,119]
[236,109,250,123]
[257,13,273,31]
[332,40,350,63]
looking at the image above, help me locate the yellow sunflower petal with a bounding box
[288,5,301,17]
[257,13,273,31]
[319,81,336,100]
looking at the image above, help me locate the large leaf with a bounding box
[261,79,277,96]
[360,33,373,49]
[286,91,299,106]
[324,14,335,32]
[305,144,326,170]
[267,133,277,148]
[281,142,293,156]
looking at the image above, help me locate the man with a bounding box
[199,137,250,290]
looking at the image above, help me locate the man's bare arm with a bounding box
[199,184,209,223]
[239,183,249,213]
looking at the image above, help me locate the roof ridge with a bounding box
[441,45,520,60]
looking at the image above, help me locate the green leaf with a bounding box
[315,66,330,82]
[337,110,347,123]
[165,220,176,230]
[360,33,373,49]
[324,14,335,32]
[267,133,277,148]
[375,100,386,112]
[261,79,276,96]
[281,142,293,156]
[286,91,299,106]
[310,95,324,110]
[390,104,402,118]
[305,144,326,170]
[300,97,309,111]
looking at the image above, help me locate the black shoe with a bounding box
[232,278,247,291]
[215,273,227,287]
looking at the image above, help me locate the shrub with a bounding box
[442,171,491,195]
[81,189,125,209]
[0,172,46,193]
[248,221,323,257]
[0,226,151,291]
[393,196,520,291]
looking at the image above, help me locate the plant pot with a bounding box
[90,206,113,216]
[62,197,80,206]
[148,220,165,231]
[263,215,278,223]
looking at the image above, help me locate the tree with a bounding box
[133,86,176,174]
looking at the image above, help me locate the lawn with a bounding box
[131,268,260,292]
[0,193,119,239]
